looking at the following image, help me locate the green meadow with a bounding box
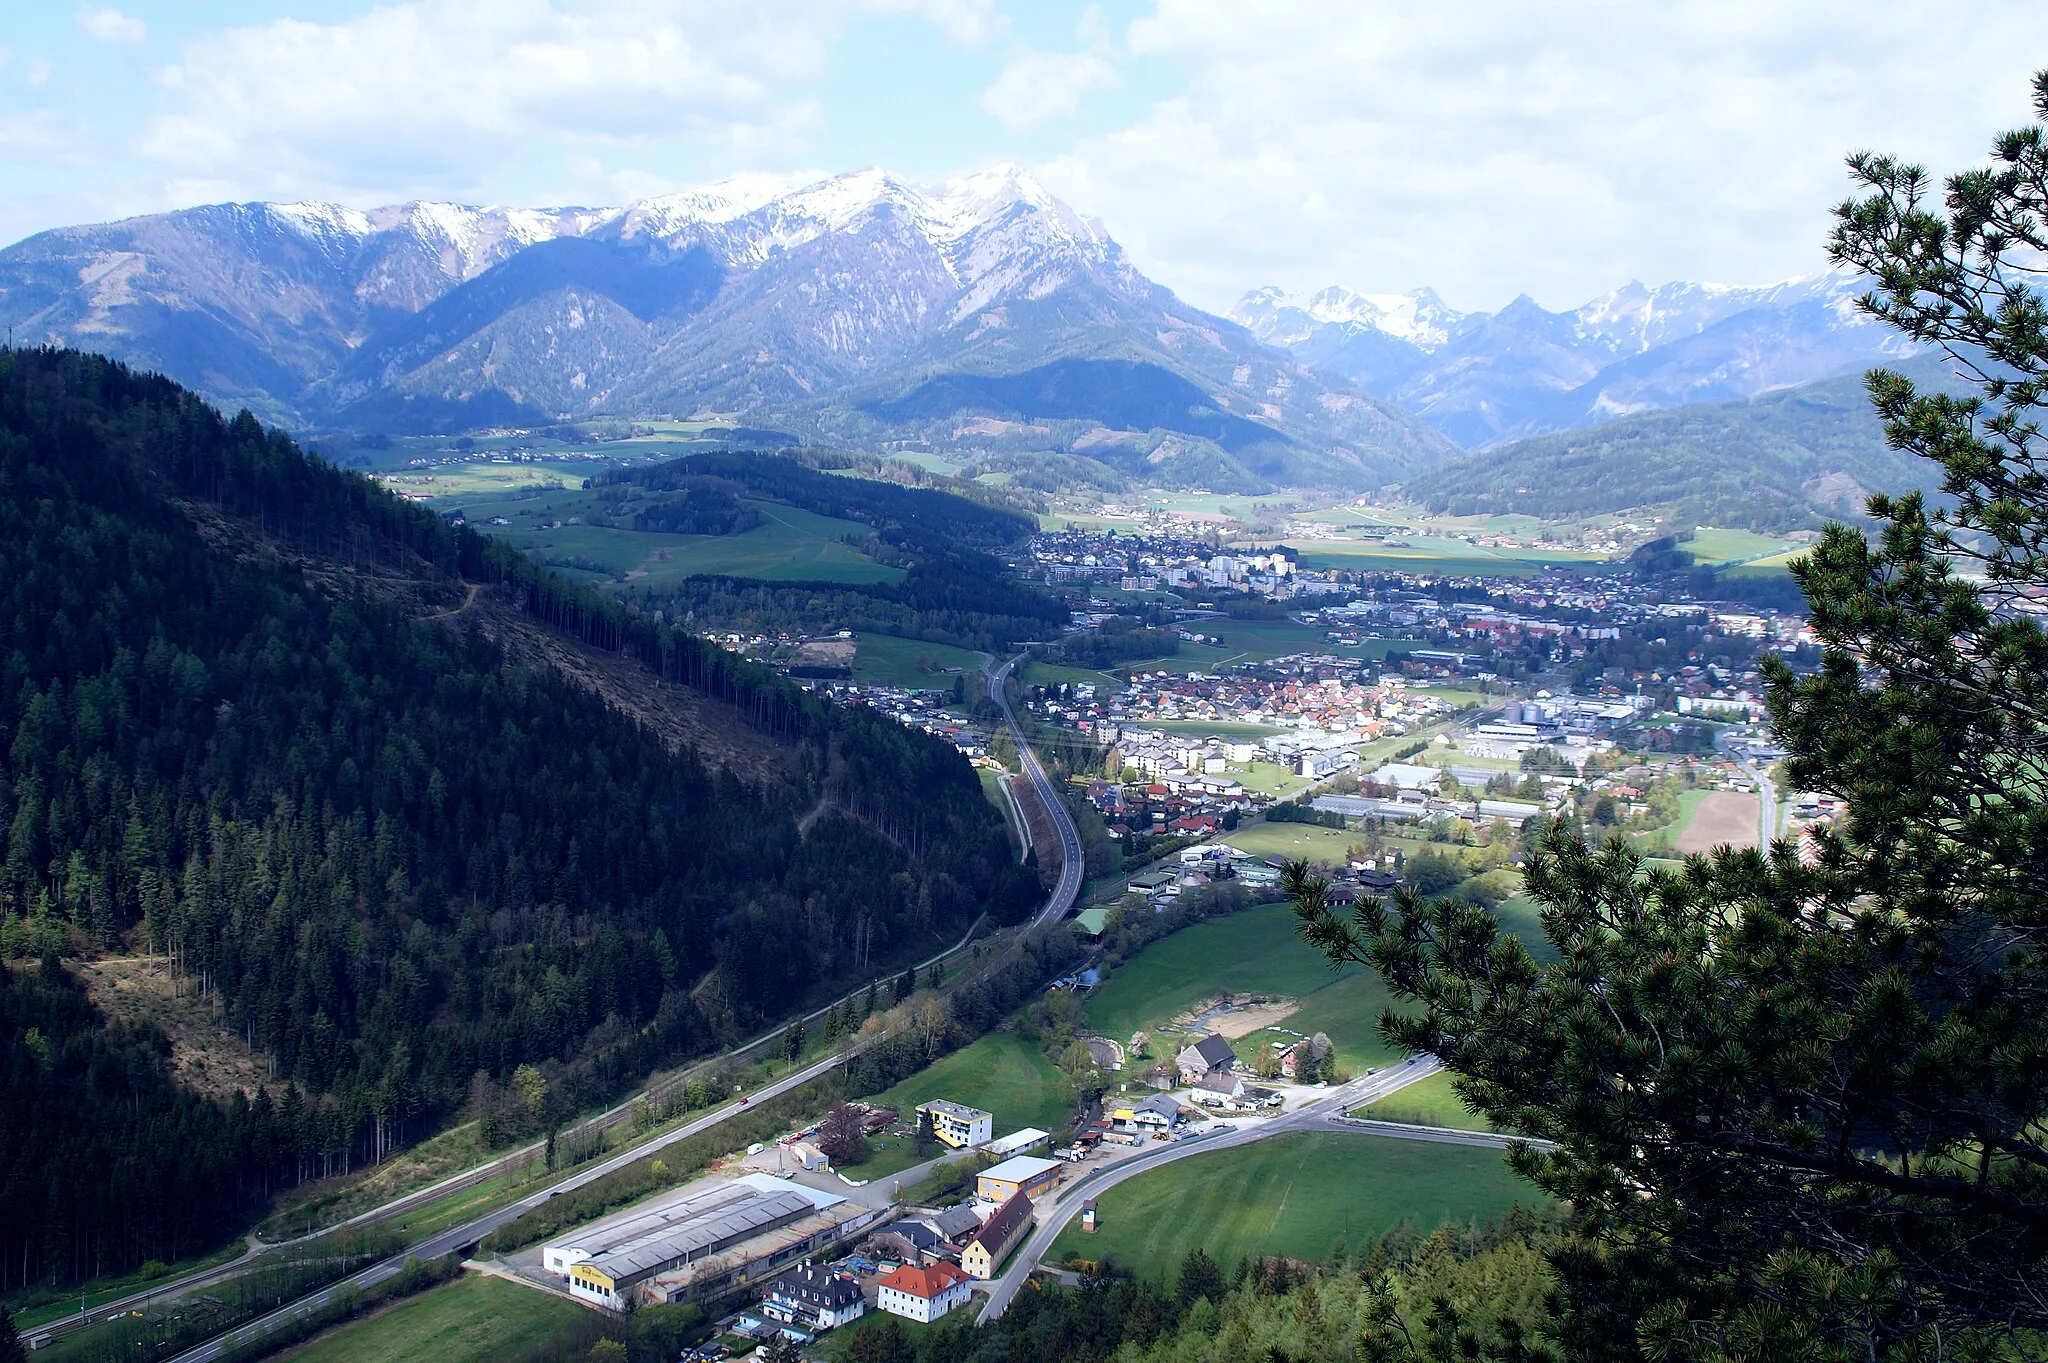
[279,1275,586,1363]
[1049,1132,1530,1282]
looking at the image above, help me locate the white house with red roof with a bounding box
[876,1260,973,1322]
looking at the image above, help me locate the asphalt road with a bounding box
[985,651,1084,930]
[1745,758,1779,847]
[976,1056,1477,1322]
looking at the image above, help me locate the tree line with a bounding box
[0,348,1039,1293]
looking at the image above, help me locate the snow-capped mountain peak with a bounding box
[1230,284,1462,351]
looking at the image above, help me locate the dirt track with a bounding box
[1675,791,1761,854]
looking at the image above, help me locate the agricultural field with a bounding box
[863,1031,1075,1139]
[1082,901,1400,1074]
[1286,536,1601,578]
[1192,619,1427,666]
[1142,721,1290,739]
[849,633,985,688]
[454,490,905,587]
[1233,762,1315,800]
[1049,1132,1530,1282]
[1683,527,1800,564]
[1222,821,1359,863]
[1020,658,1125,689]
[1673,791,1762,853]
[1355,1070,1492,1131]
[280,1274,587,1363]
[1722,550,1806,579]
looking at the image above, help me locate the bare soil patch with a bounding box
[71,955,275,1100]
[1172,993,1301,1039]
[1676,791,1761,854]
[793,639,856,666]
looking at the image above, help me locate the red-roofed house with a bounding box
[876,1260,973,1322]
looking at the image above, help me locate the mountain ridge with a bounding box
[1234,271,1919,448]
[1,169,1449,491]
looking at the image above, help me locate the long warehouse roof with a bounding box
[589,1189,818,1282]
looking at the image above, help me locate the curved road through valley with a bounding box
[976,1056,1546,1322]
[985,651,1085,932]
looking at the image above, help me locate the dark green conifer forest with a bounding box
[0,348,1038,1291]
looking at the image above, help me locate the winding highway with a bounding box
[984,651,1086,930]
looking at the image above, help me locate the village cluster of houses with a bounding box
[1029,528,1315,599]
[1062,660,1457,744]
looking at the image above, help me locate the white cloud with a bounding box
[981,48,1119,128]
[135,0,989,204]
[0,111,73,156]
[76,5,147,46]
[1036,0,2048,313]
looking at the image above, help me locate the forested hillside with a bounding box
[602,451,1069,649]
[0,349,1039,1292]
[1400,359,1952,529]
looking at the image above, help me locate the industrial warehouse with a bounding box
[543,1173,881,1311]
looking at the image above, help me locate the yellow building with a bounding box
[962,1191,1034,1279]
[975,1154,1062,1204]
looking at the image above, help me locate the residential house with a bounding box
[962,1192,1034,1279]
[917,1100,993,1149]
[1110,1094,1184,1135]
[1278,1033,1333,1081]
[1176,1033,1239,1083]
[761,1265,865,1331]
[877,1262,973,1322]
[1189,1073,1281,1111]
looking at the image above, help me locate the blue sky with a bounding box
[4,1,2046,314]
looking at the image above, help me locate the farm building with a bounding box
[917,1099,994,1149]
[1176,1033,1239,1082]
[977,1154,1064,1205]
[877,1261,973,1322]
[962,1192,1035,1279]
[985,1128,1051,1159]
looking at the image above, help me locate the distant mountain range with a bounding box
[1397,353,1958,531]
[0,168,1451,491]
[1231,274,1920,449]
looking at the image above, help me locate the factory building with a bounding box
[544,1174,879,1311]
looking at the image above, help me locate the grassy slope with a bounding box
[1082,902,1400,1074]
[864,1031,1075,1137]
[850,634,986,687]
[280,1276,586,1363]
[1356,1071,1493,1131]
[1049,1132,1529,1281]
[459,490,905,587]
